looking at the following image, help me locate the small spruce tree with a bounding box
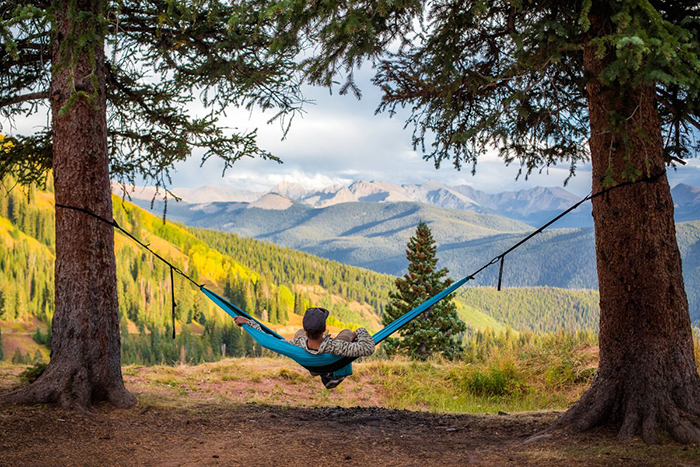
[383,221,466,360]
[11,348,26,365]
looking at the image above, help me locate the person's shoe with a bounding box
[321,373,346,389]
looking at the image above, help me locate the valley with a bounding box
[128,180,700,323]
[0,177,647,366]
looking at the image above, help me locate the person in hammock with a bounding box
[234,307,375,388]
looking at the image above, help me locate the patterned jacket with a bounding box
[245,321,376,358]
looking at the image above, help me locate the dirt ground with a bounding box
[2,402,700,467]
[2,359,700,467]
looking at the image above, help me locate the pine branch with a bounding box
[656,90,700,133]
[0,91,49,108]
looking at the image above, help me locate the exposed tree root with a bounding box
[0,362,136,412]
[556,375,700,445]
[105,383,138,409]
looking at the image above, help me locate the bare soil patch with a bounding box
[2,403,699,466]
[2,361,699,466]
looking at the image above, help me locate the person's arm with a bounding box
[233,316,304,346]
[233,316,263,332]
[327,328,376,357]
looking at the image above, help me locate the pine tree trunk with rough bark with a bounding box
[2,0,135,410]
[557,14,700,443]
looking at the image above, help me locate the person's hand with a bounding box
[234,316,250,326]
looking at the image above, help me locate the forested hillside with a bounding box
[457,287,600,333]
[188,227,394,319]
[4,178,694,366]
[160,195,699,323]
[144,194,699,324]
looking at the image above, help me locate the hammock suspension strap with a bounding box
[55,170,666,368]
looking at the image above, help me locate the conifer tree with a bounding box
[11,348,25,365]
[232,324,245,357]
[294,292,303,315]
[0,0,303,410]
[283,0,700,444]
[383,221,465,360]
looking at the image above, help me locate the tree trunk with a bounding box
[557,15,700,444]
[2,0,135,410]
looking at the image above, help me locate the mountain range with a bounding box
[123,179,700,228]
[1,177,618,366]
[125,180,700,323]
[122,179,591,227]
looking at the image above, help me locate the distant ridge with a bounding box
[151,179,597,227]
[673,183,700,205]
[672,183,700,222]
[247,193,293,210]
[128,180,700,324]
[269,181,312,200]
[123,179,699,228]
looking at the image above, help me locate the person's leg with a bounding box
[321,373,346,389]
[321,329,354,389]
[335,329,354,342]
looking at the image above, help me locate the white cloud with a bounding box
[4,64,696,199]
[221,168,353,191]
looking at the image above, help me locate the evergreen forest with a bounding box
[1,176,692,366]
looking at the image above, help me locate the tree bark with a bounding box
[557,13,700,444]
[2,0,135,410]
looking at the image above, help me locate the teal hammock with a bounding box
[54,173,664,379]
[201,274,472,377]
[55,201,477,376]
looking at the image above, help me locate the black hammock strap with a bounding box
[54,169,666,356]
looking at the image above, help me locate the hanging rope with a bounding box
[170,266,177,339]
[463,170,665,290]
[53,169,666,340]
[54,202,203,339]
[497,256,505,291]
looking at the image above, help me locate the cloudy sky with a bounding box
[168,65,698,197]
[7,67,698,198]
[172,69,598,196]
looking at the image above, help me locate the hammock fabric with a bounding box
[201,274,472,376]
[51,173,664,378]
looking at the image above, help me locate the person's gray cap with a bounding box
[303,307,329,333]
